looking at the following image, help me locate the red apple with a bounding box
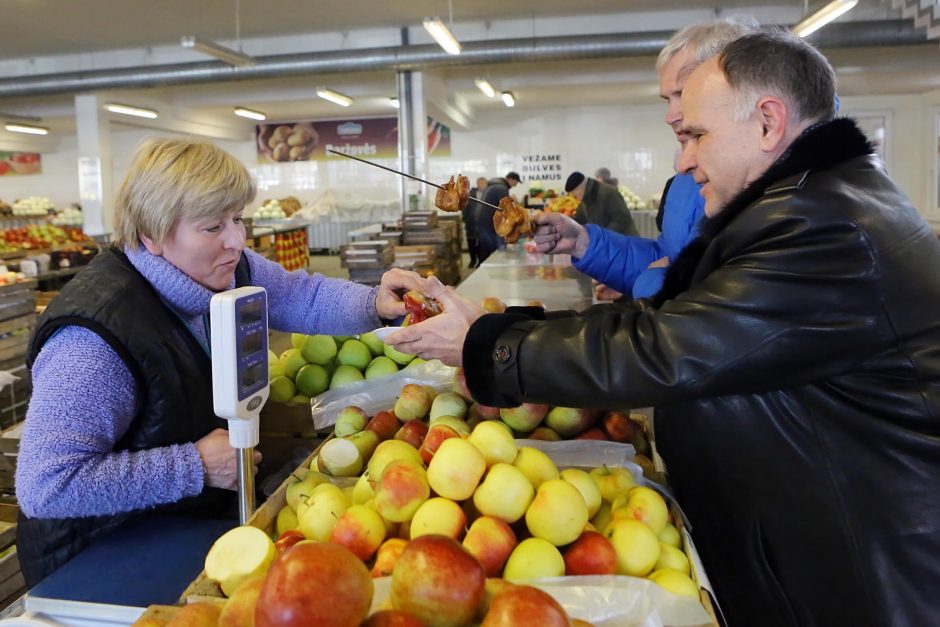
[395,420,429,450]
[371,538,408,578]
[390,535,486,627]
[274,530,306,555]
[574,427,607,441]
[544,407,597,438]
[374,460,430,523]
[256,542,372,627]
[462,516,518,577]
[468,403,501,422]
[528,427,562,441]
[562,531,618,576]
[418,424,460,464]
[601,411,635,443]
[481,585,571,627]
[367,411,402,441]
[361,609,425,627]
[499,403,550,433]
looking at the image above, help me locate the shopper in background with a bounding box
[476,171,522,264]
[15,139,429,586]
[593,166,619,188]
[388,31,940,626]
[565,171,637,236]
[464,176,488,268]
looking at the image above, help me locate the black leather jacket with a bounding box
[463,119,940,627]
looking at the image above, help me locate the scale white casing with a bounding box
[209,286,270,523]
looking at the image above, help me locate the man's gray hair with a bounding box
[656,16,760,73]
[718,29,837,124]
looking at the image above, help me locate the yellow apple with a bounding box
[618,486,669,534]
[352,472,376,505]
[502,537,565,581]
[373,459,430,523]
[525,479,589,547]
[298,482,352,542]
[276,505,298,536]
[367,439,425,478]
[409,497,467,540]
[604,518,661,576]
[427,438,486,501]
[462,516,518,577]
[589,466,636,503]
[654,542,690,575]
[285,469,330,510]
[659,522,681,548]
[467,420,517,467]
[371,537,408,578]
[472,462,534,523]
[329,504,387,561]
[591,501,613,535]
[559,468,602,518]
[648,568,699,598]
[512,447,559,489]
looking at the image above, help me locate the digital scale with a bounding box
[209,286,270,524]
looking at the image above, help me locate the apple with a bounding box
[513,447,559,489]
[394,384,432,421]
[634,454,656,478]
[330,365,365,389]
[300,334,337,365]
[276,505,298,536]
[616,486,668,534]
[218,576,264,627]
[528,426,562,441]
[360,331,386,356]
[274,529,306,555]
[659,523,681,548]
[574,427,607,441]
[544,406,596,438]
[430,392,467,421]
[427,438,487,501]
[366,356,400,380]
[286,470,330,511]
[371,538,408,578]
[409,497,467,540]
[367,440,424,479]
[604,518,661,576]
[317,438,363,477]
[472,462,534,523]
[390,535,486,627]
[525,479,589,547]
[589,466,636,503]
[256,542,373,627]
[654,542,691,575]
[205,526,276,596]
[562,530,617,576]
[648,568,699,598]
[499,403,550,433]
[601,410,636,443]
[462,516,518,577]
[554,469,601,518]
[419,424,460,464]
[347,429,380,464]
[298,483,352,542]
[395,420,430,450]
[374,460,430,523]
[453,367,472,400]
[479,579,518,618]
[334,406,369,437]
[467,421,517,467]
[481,584,570,627]
[353,472,376,505]
[366,410,402,441]
[480,297,506,313]
[330,504,388,561]
[590,502,613,535]
[429,415,471,436]
[502,537,565,581]
[361,609,425,627]
[468,402,501,422]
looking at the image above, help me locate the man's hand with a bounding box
[375,268,431,320]
[385,277,485,366]
[648,256,670,269]
[196,428,262,491]
[531,212,590,257]
[592,279,623,301]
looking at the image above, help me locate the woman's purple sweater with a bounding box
[15,247,380,518]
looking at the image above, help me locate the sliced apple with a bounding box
[205,526,276,596]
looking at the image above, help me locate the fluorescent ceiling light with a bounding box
[389,97,400,109]
[793,0,859,38]
[104,103,158,119]
[181,35,256,67]
[423,18,462,55]
[5,123,48,135]
[234,107,266,121]
[475,78,496,98]
[317,88,353,107]
[501,91,516,107]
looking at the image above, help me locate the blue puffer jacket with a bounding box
[572,173,705,299]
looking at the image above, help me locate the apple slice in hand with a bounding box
[205,526,276,596]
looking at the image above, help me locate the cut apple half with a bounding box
[317,438,364,477]
[205,526,276,596]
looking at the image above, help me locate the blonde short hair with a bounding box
[114,138,256,247]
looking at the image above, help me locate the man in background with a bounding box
[476,171,521,264]
[565,170,638,236]
[463,176,488,268]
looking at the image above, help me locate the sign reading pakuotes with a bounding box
[257,118,399,163]
[519,153,564,183]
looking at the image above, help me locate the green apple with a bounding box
[295,363,330,397]
[365,356,399,380]
[359,331,385,356]
[280,349,308,379]
[301,334,337,365]
[384,343,416,366]
[429,392,467,421]
[329,365,365,389]
[290,333,308,349]
[338,339,372,371]
[269,375,296,403]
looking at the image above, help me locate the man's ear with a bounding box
[139,233,162,255]
[756,96,789,152]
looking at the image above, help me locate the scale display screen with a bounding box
[239,300,263,325]
[234,294,268,401]
[240,329,263,357]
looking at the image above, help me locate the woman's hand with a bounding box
[531,211,590,257]
[592,279,624,301]
[375,268,430,321]
[196,428,262,490]
[385,277,485,366]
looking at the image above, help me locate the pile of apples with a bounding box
[274,230,307,272]
[268,332,422,404]
[0,224,81,252]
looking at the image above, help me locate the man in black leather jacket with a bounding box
[387,32,940,627]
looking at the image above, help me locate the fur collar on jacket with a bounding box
[652,117,875,307]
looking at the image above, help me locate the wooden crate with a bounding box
[0,503,23,611]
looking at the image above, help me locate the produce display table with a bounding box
[456,246,594,311]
